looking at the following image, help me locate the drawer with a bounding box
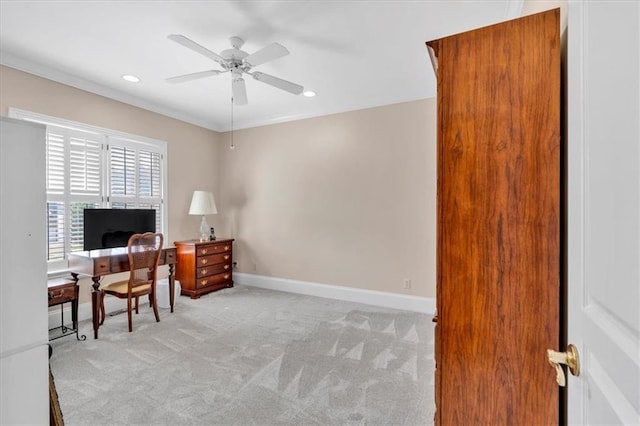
[196,262,232,278]
[164,250,176,264]
[196,243,231,257]
[96,259,111,274]
[197,252,231,267]
[48,285,76,306]
[196,272,232,289]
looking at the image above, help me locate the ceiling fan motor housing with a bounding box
[221,37,250,72]
[221,47,249,62]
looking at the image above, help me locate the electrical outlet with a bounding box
[403,279,411,289]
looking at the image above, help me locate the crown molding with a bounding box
[1,52,223,132]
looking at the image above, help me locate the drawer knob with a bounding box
[224,274,230,279]
[201,280,207,286]
[224,265,229,270]
[201,269,208,275]
[201,259,208,264]
[200,249,208,255]
[224,255,230,260]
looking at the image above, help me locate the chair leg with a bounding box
[135,296,139,314]
[127,297,133,333]
[99,290,106,325]
[149,294,152,307]
[151,290,160,323]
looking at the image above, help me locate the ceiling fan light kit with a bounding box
[167,34,305,105]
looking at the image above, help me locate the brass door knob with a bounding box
[547,344,580,387]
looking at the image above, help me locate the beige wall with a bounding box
[218,100,437,298]
[1,65,437,301]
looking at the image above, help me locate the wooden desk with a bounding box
[68,247,177,339]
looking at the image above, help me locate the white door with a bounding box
[567,1,640,424]
[0,118,49,424]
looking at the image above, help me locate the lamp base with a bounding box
[199,215,209,242]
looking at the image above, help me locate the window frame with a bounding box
[9,108,168,275]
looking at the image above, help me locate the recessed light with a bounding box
[122,74,140,83]
[303,90,316,97]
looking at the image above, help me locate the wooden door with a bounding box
[427,9,561,424]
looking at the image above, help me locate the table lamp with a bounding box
[189,190,217,241]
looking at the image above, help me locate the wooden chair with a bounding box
[99,232,163,332]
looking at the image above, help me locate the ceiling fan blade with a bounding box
[251,72,304,95]
[232,77,248,105]
[166,70,223,84]
[244,43,289,67]
[168,34,226,66]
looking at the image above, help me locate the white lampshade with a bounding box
[189,191,217,215]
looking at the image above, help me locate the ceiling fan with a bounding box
[166,34,304,105]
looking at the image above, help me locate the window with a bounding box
[9,109,167,273]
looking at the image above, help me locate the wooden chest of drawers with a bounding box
[174,239,234,299]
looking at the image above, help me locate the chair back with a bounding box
[127,232,163,294]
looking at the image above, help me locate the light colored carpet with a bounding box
[49,285,435,425]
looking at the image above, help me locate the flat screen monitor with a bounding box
[83,208,156,251]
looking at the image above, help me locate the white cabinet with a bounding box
[0,117,48,425]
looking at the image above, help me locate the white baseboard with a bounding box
[234,272,435,314]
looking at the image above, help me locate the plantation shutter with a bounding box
[108,137,163,231]
[45,127,103,263]
[46,129,66,261]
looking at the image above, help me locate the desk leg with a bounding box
[71,293,78,331]
[169,264,175,313]
[70,272,80,333]
[90,276,101,339]
[70,273,87,341]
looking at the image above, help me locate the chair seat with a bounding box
[103,280,151,297]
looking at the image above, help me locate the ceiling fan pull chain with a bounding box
[230,96,235,150]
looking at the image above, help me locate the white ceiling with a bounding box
[0,1,523,132]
